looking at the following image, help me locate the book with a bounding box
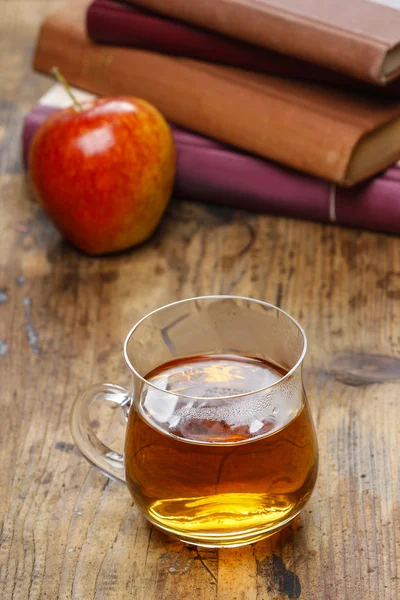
[87,0,400,98]
[23,85,400,236]
[129,0,400,85]
[33,1,400,186]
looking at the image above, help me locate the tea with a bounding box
[125,354,318,546]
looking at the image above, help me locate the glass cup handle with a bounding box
[69,383,131,484]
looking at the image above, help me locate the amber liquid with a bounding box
[125,354,318,547]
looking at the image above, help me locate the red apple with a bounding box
[29,96,175,254]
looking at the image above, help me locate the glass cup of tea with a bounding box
[70,296,318,548]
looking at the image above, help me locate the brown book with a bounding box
[33,1,400,185]
[130,0,400,85]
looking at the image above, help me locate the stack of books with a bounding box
[27,0,400,234]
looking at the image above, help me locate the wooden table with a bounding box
[1,3,400,599]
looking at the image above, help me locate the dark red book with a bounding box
[86,0,400,98]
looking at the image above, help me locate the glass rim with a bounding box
[123,295,307,401]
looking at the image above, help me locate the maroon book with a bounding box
[23,97,400,236]
[86,0,400,98]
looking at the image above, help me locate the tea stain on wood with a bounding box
[22,296,40,353]
[55,441,75,453]
[1,2,400,600]
[0,340,9,356]
[328,352,400,385]
[256,554,301,599]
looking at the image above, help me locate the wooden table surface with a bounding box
[1,3,400,599]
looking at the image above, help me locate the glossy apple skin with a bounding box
[29,97,175,254]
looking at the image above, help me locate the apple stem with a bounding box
[50,66,84,112]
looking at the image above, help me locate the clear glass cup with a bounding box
[70,296,318,547]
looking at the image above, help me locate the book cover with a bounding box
[130,0,400,85]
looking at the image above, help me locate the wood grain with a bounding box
[1,3,400,599]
